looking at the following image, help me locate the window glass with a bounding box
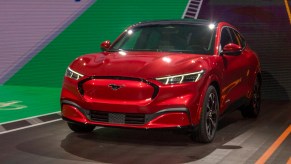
[220,28,232,49]
[233,30,246,48]
[121,30,142,50]
[229,28,240,46]
[110,24,216,55]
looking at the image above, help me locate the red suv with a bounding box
[61,20,261,143]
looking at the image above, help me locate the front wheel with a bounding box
[194,85,219,143]
[67,122,96,133]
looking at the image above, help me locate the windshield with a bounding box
[110,24,215,54]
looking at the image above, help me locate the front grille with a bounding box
[90,110,145,125]
[125,114,145,124]
[90,111,108,122]
[78,76,159,99]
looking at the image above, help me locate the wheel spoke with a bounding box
[206,120,211,134]
[207,92,218,137]
[252,83,261,113]
[209,117,216,128]
[202,88,219,141]
[207,103,211,111]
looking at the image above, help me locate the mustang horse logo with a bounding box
[108,84,124,91]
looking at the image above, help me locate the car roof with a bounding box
[131,19,217,27]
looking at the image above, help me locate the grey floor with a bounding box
[0,101,290,164]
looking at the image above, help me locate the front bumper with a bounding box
[61,100,191,129]
[61,75,206,128]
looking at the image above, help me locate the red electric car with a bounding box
[61,20,261,143]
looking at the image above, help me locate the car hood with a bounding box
[69,51,210,79]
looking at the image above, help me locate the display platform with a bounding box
[0,101,290,163]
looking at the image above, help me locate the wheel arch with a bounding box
[256,72,262,87]
[192,73,221,126]
[209,81,221,104]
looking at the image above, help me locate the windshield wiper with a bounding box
[107,49,119,52]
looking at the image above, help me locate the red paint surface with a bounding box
[61,20,260,128]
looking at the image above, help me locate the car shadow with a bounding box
[12,107,263,163]
[59,110,256,164]
[12,101,288,163]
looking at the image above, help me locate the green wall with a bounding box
[6,0,188,87]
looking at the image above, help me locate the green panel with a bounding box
[0,85,60,123]
[6,0,188,87]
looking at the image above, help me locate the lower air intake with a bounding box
[90,110,145,125]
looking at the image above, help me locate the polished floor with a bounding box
[0,101,290,164]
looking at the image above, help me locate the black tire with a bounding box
[240,78,261,118]
[194,85,219,143]
[67,122,96,133]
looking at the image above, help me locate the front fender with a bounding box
[189,72,221,125]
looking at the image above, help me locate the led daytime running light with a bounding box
[156,70,204,85]
[65,67,84,80]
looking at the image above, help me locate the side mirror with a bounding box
[100,40,111,51]
[221,43,242,56]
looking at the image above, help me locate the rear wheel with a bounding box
[240,78,261,118]
[194,85,219,143]
[67,122,96,133]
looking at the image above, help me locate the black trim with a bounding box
[220,97,250,118]
[77,76,159,99]
[62,116,91,125]
[62,116,193,130]
[145,108,189,123]
[132,19,215,28]
[61,100,190,125]
[62,100,90,118]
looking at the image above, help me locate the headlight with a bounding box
[65,67,84,80]
[156,70,204,85]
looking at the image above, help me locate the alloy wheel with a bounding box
[252,80,261,115]
[205,92,219,139]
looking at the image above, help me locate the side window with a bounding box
[235,30,246,48]
[231,28,246,48]
[229,28,240,46]
[220,28,232,49]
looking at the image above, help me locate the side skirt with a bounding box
[219,97,250,119]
